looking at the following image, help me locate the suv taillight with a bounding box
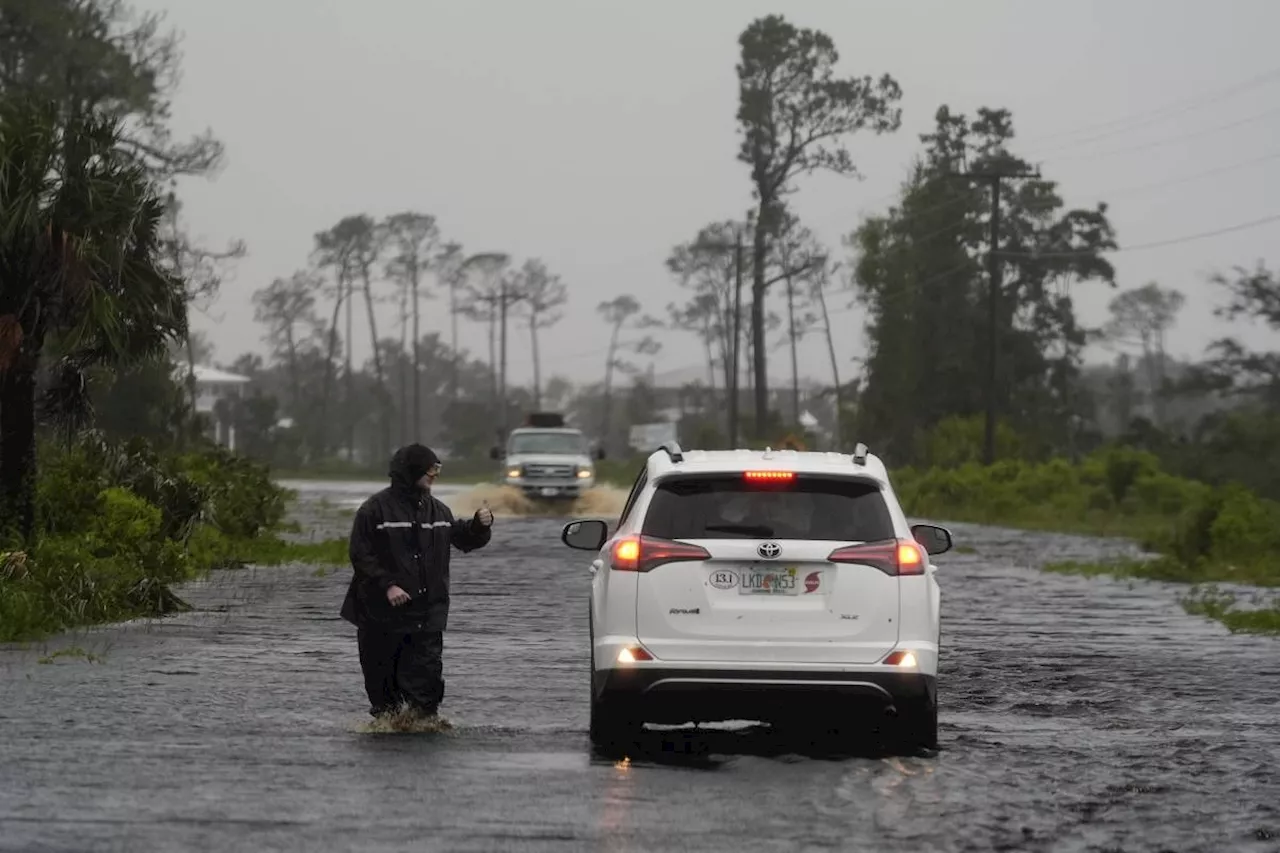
[610,535,710,573]
[827,539,925,576]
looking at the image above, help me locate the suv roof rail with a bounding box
[657,441,684,463]
[852,442,869,465]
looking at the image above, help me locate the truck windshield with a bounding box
[509,432,585,455]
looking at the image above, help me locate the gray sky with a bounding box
[151,0,1280,387]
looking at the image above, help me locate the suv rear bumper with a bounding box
[593,665,935,725]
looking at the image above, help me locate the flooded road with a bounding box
[1,480,1277,852]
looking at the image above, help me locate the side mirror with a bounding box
[489,446,501,461]
[562,518,609,551]
[911,523,953,557]
[595,446,606,461]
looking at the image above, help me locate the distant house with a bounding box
[643,364,833,443]
[187,364,251,450]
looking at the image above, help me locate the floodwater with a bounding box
[1,480,1276,852]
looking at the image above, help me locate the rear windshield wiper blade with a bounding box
[704,523,775,538]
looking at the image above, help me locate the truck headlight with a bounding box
[507,467,523,479]
[576,467,593,479]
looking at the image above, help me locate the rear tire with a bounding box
[589,695,642,751]
[892,694,938,753]
[587,630,641,751]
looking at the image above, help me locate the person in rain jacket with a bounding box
[341,444,494,718]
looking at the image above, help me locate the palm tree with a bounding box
[0,100,186,543]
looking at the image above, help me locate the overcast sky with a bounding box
[149,0,1280,387]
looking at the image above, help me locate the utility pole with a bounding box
[729,227,744,449]
[955,166,1039,465]
[499,276,508,434]
[449,276,459,406]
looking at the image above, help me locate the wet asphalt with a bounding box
[1,480,1277,853]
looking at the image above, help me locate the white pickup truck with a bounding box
[490,413,605,502]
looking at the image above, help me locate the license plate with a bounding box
[540,487,559,497]
[740,567,800,595]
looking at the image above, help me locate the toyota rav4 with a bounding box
[561,442,952,753]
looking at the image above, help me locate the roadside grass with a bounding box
[1179,587,1280,636]
[1043,557,1278,588]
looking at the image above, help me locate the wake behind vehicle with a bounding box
[561,441,952,753]
[491,413,604,502]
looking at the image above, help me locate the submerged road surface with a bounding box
[1,481,1276,852]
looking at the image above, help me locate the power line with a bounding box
[852,68,1280,215]
[1077,149,1280,198]
[1042,105,1280,164]
[852,123,1280,233]
[1001,212,1280,258]
[1017,64,1280,150]
[846,147,1280,264]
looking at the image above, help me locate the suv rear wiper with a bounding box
[704,523,775,538]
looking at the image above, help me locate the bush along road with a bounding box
[893,446,1280,635]
[0,433,346,643]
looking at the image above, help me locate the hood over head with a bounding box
[389,443,441,491]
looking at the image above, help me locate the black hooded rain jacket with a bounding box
[340,446,491,633]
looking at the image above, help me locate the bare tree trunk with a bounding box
[814,281,842,445]
[184,330,198,435]
[530,313,543,410]
[1139,332,1159,425]
[411,260,421,440]
[398,282,409,444]
[171,238,200,422]
[786,273,800,425]
[360,265,389,459]
[450,279,459,405]
[344,273,354,458]
[499,281,509,431]
[600,323,622,453]
[718,303,734,440]
[750,212,769,438]
[1153,328,1168,426]
[487,300,497,413]
[702,317,717,396]
[284,324,300,413]
[319,286,344,456]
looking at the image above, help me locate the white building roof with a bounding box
[191,365,251,384]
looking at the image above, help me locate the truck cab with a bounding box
[490,413,605,501]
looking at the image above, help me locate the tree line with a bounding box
[4,1,1278,548]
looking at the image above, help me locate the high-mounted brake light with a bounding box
[743,471,795,482]
[610,535,710,573]
[827,539,926,576]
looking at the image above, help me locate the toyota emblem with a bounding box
[757,541,782,559]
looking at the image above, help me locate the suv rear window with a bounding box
[642,475,895,542]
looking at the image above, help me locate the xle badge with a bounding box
[669,607,700,615]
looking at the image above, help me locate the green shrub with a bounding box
[175,445,288,539]
[1096,446,1162,506]
[36,433,207,543]
[1207,485,1280,563]
[1,435,321,642]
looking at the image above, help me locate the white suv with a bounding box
[561,442,952,753]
